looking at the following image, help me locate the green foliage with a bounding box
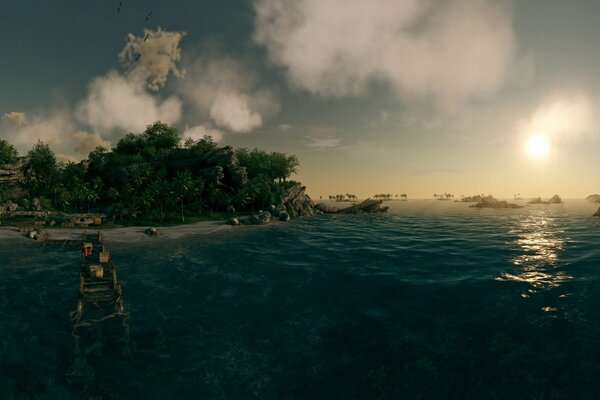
[0,139,19,166]
[237,148,299,183]
[0,122,301,223]
[26,140,57,196]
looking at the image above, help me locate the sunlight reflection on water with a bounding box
[496,211,572,295]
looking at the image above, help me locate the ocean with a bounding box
[1,200,600,399]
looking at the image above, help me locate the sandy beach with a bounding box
[0,220,233,243]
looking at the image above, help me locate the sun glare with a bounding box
[526,135,550,159]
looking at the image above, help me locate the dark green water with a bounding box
[2,200,600,399]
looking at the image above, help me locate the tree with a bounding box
[27,141,57,196]
[173,170,193,222]
[0,139,19,166]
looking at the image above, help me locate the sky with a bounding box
[1,0,600,199]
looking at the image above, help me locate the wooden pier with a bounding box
[69,232,130,338]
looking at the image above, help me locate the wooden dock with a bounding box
[69,232,130,338]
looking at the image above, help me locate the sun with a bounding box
[526,135,550,159]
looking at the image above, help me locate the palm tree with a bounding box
[173,170,193,222]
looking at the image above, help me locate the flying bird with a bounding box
[117,2,123,13]
[145,11,152,21]
[144,33,150,41]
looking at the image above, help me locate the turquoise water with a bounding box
[2,200,600,399]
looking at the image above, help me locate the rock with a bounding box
[461,195,483,203]
[279,211,290,221]
[258,211,271,224]
[145,227,158,236]
[269,204,277,215]
[337,198,389,214]
[594,207,600,217]
[528,195,563,205]
[280,183,315,218]
[315,210,323,215]
[315,203,338,214]
[548,194,562,204]
[227,217,240,225]
[32,197,41,211]
[27,230,37,239]
[470,195,522,209]
[586,194,600,203]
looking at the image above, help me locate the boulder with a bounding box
[461,195,483,203]
[528,197,543,204]
[258,211,271,224]
[226,217,240,225]
[594,207,600,217]
[280,183,315,217]
[145,227,159,236]
[278,211,290,221]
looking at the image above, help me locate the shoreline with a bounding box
[0,220,233,243]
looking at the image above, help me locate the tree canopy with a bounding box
[0,139,19,166]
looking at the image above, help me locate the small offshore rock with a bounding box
[314,203,337,214]
[279,211,290,221]
[227,217,240,225]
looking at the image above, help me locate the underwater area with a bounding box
[2,200,600,399]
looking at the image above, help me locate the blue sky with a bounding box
[2,0,600,198]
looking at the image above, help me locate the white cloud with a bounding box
[72,131,112,154]
[4,111,73,148]
[253,0,516,106]
[180,56,279,133]
[2,112,27,127]
[182,124,224,143]
[518,94,597,143]
[77,70,183,133]
[119,27,187,91]
[306,137,341,149]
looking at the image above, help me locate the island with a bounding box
[469,195,522,209]
[1,121,387,236]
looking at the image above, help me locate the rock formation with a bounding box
[528,195,563,204]
[470,195,522,209]
[461,195,483,203]
[586,194,600,203]
[279,183,316,218]
[594,207,600,217]
[315,198,389,214]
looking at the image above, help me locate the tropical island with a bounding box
[0,121,390,234]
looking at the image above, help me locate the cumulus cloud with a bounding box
[4,110,73,148]
[2,111,27,127]
[119,27,187,91]
[77,70,183,133]
[182,124,224,143]
[180,56,279,133]
[253,0,516,105]
[518,94,597,143]
[72,131,112,154]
